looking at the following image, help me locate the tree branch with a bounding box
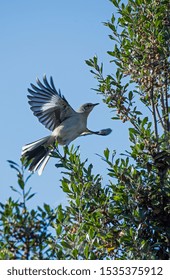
[156,104,165,129]
[164,64,169,133]
[150,85,159,152]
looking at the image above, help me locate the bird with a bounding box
[21,75,112,175]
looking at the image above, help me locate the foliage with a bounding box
[85,0,170,259]
[0,0,170,259]
[0,159,56,259]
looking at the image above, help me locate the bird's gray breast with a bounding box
[52,113,86,145]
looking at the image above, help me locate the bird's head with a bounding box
[78,102,99,115]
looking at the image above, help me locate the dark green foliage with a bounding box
[85,0,170,259]
[0,161,56,259]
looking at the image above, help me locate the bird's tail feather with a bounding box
[22,136,53,175]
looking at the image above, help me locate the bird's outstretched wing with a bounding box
[27,75,76,131]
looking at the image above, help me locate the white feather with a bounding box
[38,155,50,176]
[21,136,49,155]
[41,103,56,112]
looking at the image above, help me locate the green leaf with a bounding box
[61,241,72,249]
[18,178,24,189]
[85,59,94,67]
[58,209,64,222]
[112,116,120,120]
[10,186,21,195]
[141,117,148,126]
[62,181,71,193]
[72,249,78,258]
[113,195,122,201]
[44,203,51,213]
[111,14,115,24]
[8,160,20,173]
[110,0,119,8]
[88,228,95,239]
[84,245,89,259]
[93,56,99,71]
[107,22,117,33]
[56,224,62,235]
[128,91,133,101]
[55,163,64,168]
[26,193,36,201]
[129,128,139,135]
[7,160,19,167]
[104,148,110,161]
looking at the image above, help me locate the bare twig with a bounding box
[160,88,166,129]
[156,104,165,129]
[150,85,159,152]
[164,64,170,133]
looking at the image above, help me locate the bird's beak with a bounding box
[93,103,99,107]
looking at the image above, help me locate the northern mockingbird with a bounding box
[22,75,112,175]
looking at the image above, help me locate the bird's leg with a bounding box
[81,128,112,136]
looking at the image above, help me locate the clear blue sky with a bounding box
[1,0,131,208]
